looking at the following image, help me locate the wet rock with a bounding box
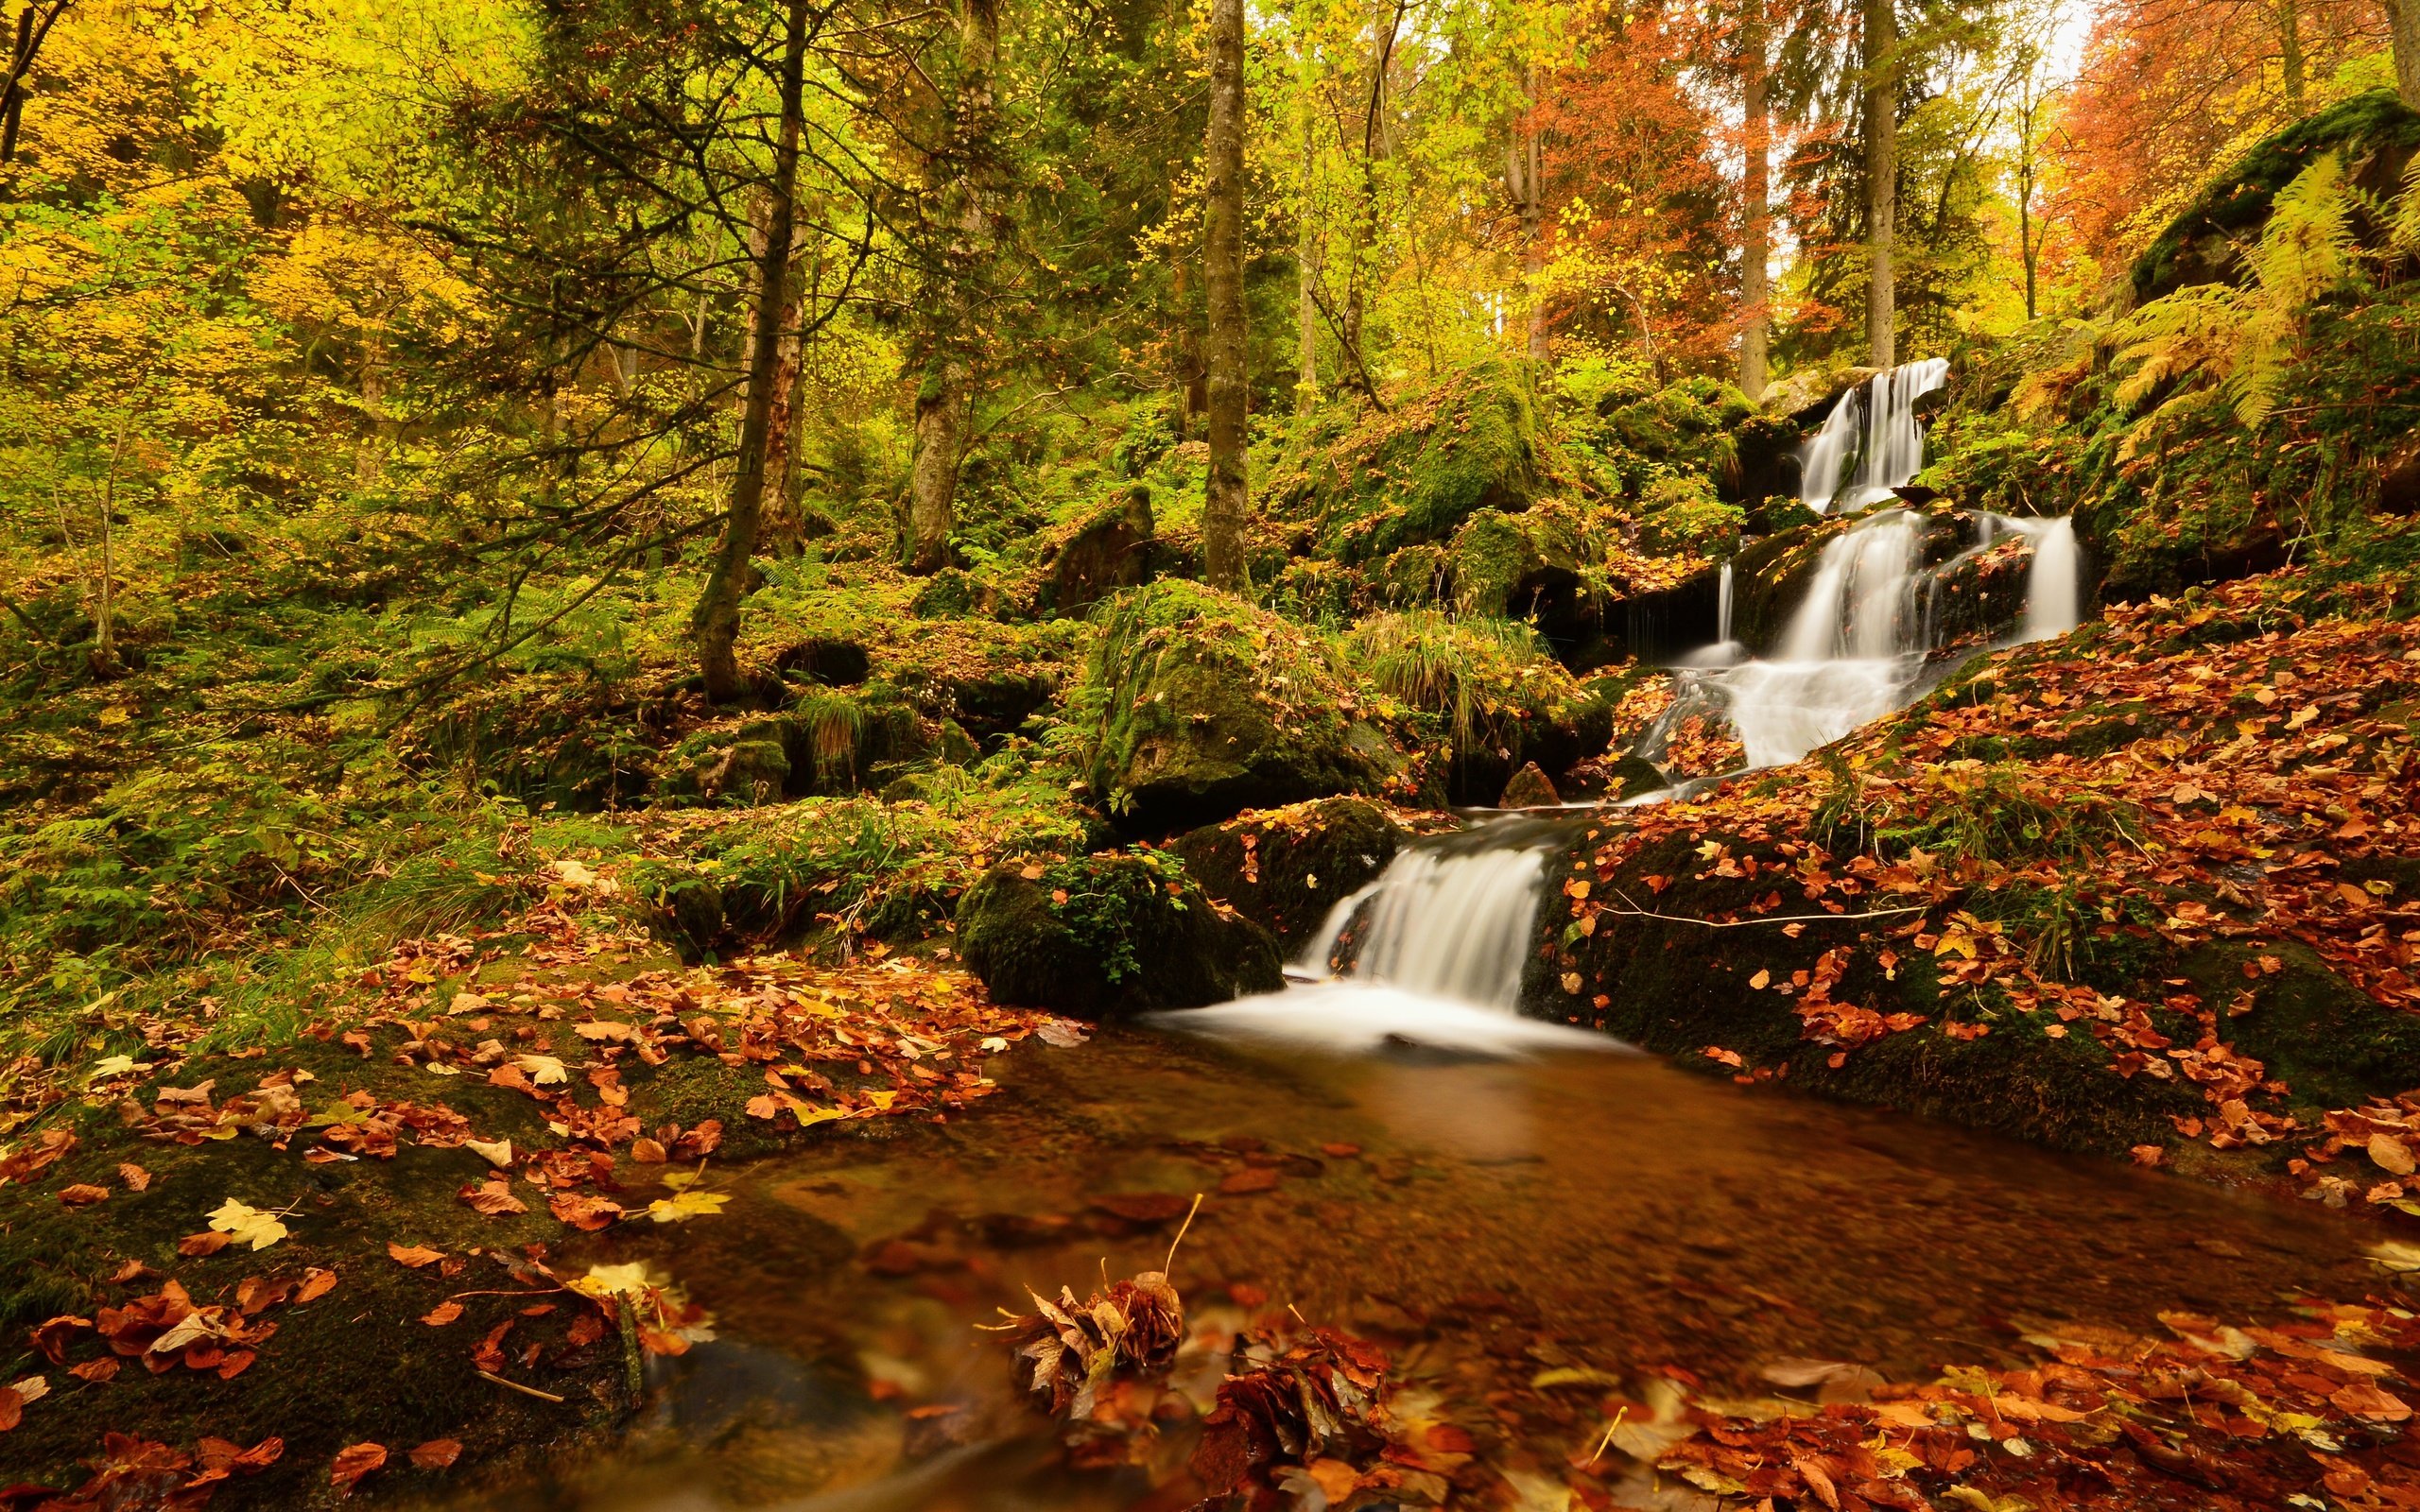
[775,638,871,686]
[1498,763,1560,809]
[642,868,726,962]
[703,728,790,804]
[1168,798,1408,947]
[956,855,1284,1018]
[1084,581,1410,832]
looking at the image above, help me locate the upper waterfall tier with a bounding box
[1800,359,1951,515]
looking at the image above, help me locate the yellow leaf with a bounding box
[205,1198,290,1251]
[1935,931,1978,959]
[647,1190,729,1223]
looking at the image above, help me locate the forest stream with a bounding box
[416,1022,2379,1510]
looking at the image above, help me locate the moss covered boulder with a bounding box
[956,852,1284,1016]
[1270,361,1546,564]
[1081,581,1417,831]
[1341,610,1611,803]
[1168,798,1409,947]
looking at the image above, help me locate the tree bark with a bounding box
[2277,0,2305,113]
[905,0,1000,575]
[2393,0,2420,107]
[1861,0,1897,369]
[1512,64,1548,362]
[1739,2,1770,402]
[1201,0,1249,591]
[1296,84,1320,401]
[692,0,806,700]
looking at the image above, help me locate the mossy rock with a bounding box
[1168,798,1408,947]
[1083,581,1409,832]
[1444,507,1585,619]
[956,854,1284,1017]
[2179,938,2420,1113]
[1304,360,1547,563]
[639,865,728,960]
[2132,89,2420,303]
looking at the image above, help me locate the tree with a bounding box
[0,0,71,170]
[904,0,1003,576]
[692,0,808,700]
[1863,0,1896,368]
[1739,0,1772,399]
[2392,0,2420,105]
[1201,0,1248,590]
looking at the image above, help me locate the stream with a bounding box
[425,1025,2376,1510]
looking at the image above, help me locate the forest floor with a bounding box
[6,559,2420,1511]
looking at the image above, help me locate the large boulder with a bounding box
[956,855,1284,1017]
[1168,798,1408,948]
[1081,581,1415,832]
[1268,360,1546,564]
[1043,486,1155,617]
[1340,610,1610,804]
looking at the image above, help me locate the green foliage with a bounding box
[1343,610,1574,758]
[1635,473,1744,557]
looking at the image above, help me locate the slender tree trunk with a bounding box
[1514,65,1548,361]
[2277,0,2305,112]
[1201,0,1249,591]
[692,0,805,700]
[93,417,128,679]
[905,0,1001,575]
[1739,3,1771,403]
[761,301,805,555]
[1296,88,1320,401]
[2392,0,2420,107]
[1173,254,1206,435]
[2018,108,2040,321]
[1862,0,1897,369]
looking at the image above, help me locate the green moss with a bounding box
[955,852,1284,1016]
[1079,582,1415,829]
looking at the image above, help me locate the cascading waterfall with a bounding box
[1799,358,1950,515]
[1173,821,1609,1054]
[1174,358,2089,1054]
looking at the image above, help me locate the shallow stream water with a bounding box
[425,1020,2377,1510]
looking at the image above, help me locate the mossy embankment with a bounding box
[0,898,1047,1505]
[1528,569,2420,1190]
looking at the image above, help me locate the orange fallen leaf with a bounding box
[460,1180,528,1217]
[422,1301,463,1327]
[59,1184,110,1207]
[117,1163,151,1192]
[388,1243,443,1268]
[1218,1168,1280,1195]
[296,1268,338,1304]
[408,1438,463,1470]
[177,1230,232,1257]
[330,1441,387,1494]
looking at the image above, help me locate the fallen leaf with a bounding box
[116,1163,151,1192]
[388,1243,443,1269]
[1218,1168,1281,1195]
[296,1268,338,1304]
[629,1138,667,1164]
[2333,1381,2412,1422]
[2372,1133,2416,1177]
[463,1138,513,1169]
[646,1189,729,1223]
[177,1231,232,1257]
[513,1055,568,1086]
[460,1180,528,1217]
[206,1199,290,1251]
[59,1184,109,1207]
[547,1192,624,1230]
[330,1441,388,1494]
[1035,1020,1089,1048]
[408,1438,462,1470]
[421,1301,463,1327]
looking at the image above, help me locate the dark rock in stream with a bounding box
[1168,797,1409,947]
[957,854,1284,1017]
[1498,762,1561,809]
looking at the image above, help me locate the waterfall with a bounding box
[1800,358,1950,515]
[1297,835,1553,1010]
[1169,820,1611,1055]
[1717,559,1735,645]
[2014,516,2082,642]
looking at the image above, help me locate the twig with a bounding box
[1603,890,1932,929]
[1162,1192,1203,1273]
[475,1370,566,1403]
[1584,1406,1630,1468]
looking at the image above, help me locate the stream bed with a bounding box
[421,1018,2380,1510]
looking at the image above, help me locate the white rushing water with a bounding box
[1799,357,1950,515]
[1172,823,1614,1055]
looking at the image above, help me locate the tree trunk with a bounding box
[691,0,806,700]
[2393,0,2420,107]
[1173,254,1205,437]
[761,303,806,555]
[2277,0,2305,113]
[904,0,1001,575]
[1202,0,1249,592]
[1296,88,1320,401]
[1513,65,1548,361]
[907,364,965,572]
[1739,3,1770,403]
[1861,0,1897,369]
